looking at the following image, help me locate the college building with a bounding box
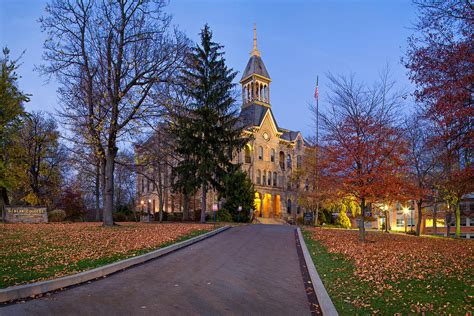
[136,26,306,221]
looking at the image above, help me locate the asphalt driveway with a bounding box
[1,224,312,316]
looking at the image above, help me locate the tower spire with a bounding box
[251,23,260,57]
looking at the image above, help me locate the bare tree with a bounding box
[404,113,436,235]
[319,69,407,241]
[40,0,188,225]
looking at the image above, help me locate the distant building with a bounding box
[347,195,474,239]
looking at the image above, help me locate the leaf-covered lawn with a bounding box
[303,228,474,315]
[0,222,214,288]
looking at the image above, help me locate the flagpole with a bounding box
[314,76,319,226]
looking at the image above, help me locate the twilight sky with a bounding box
[0,0,416,136]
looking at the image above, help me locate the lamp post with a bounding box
[238,205,242,223]
[402,206,409,233]
[140,200,144,221]
[148,199,152,221]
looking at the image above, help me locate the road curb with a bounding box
[0,225,230,303]
[297,227,338,316]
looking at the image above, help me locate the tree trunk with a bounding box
[200,183,207,223]
[416,199,423,236]
[103,151,116,226]
[1,187,9,223]
[315,202,319,226]
[183,194,190,221]
[446,211,452,237]
[100,157,106,220]
[455,202,461,238]
[95,161,101,221]
[359,198,366,242]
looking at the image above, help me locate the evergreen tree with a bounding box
[172,25,246,223]
[0,47,29,221]
[219,169,256,223]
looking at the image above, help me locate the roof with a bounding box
[238,103,301,142]
[241,55,270,81]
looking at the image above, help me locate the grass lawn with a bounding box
[303,228,473,315]
[0,222,215,288]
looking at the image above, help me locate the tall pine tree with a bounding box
[171,25,246,223]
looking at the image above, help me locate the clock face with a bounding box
[262,132,270,141]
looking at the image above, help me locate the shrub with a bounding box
[112,212,127,222]
[335,211,351,229]
[48,209,66,222]
[216,209,232,222]
[296,216,304,225]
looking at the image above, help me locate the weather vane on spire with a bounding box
[251,23,260,57]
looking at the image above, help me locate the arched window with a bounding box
[263,85,267,102]
[270,149,275,162]
[247,84,251,100]
[258,146,263,160]
[287,154,292,169]
[251,82,254,100]
[273,172,277,186]
[297,155,302,168]
[268,172,272,186]
[262,171,266,186]
[256,170,261,185]
[243,86,247,102]
[279,151,285,170]
[245,144,251,163]
[287,199,292,214]
[297,139,302,150]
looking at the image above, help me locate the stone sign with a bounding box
[5,206,48,223]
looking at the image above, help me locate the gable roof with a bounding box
[241,55,270,81]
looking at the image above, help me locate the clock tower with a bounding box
[240,24,271,108]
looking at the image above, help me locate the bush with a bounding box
[48,209,66,222]
[335,211,351,229]
[216,209,232,222]
[296,216,304,225]
[167,212,183,222]
[112,212,127,222]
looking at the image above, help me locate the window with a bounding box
[273,172,277,186]
[396,219,404,227]
[258,146,263,160]
[268,172,272,186]
[147,179,150,192]
[287,154,292,169]
[245,144,251,163]
[297,139,302,150]
[262,171,266,186]
[257,170,261,185]
[287,199,292,214]
[287,176,291,190]
[279,151,285,170]
[297,206,301,214]
[270,149,275,162]
[296,155,302,168]
[141,177,145,193]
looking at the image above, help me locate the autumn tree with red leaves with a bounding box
[405,0,473,237]
[320,71,407,241]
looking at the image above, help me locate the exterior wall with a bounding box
[237,112,305,219]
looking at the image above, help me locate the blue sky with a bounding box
[0,0,416,136]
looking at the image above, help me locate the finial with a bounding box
[251,23,260,57]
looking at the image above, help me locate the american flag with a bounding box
[314,76,319,100]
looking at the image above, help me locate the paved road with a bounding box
[1,225,312,316]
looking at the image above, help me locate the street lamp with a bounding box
[402,206,409,233]
[140,200,144,220]
[148,199,152,221]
